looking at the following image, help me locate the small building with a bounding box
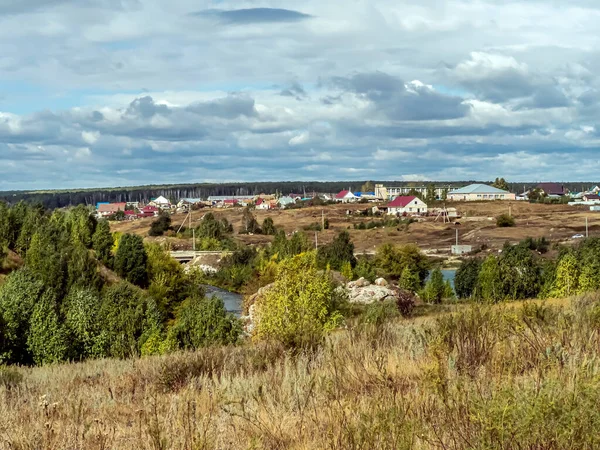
[387,196,428,215]
[447,184,516,201]
[150,195,171,209]
[335,190,358,203]
[138,205,159,218]
[583,194,600,203]
[452,245,473,255]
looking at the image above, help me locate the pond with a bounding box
[202,285,244,316]
[427,269,457,287]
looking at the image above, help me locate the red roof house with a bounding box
[335,190,358,203]
[387,196,428,215]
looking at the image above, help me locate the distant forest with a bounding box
[0,180,597,209]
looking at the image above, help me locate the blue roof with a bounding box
[450,184,509,194]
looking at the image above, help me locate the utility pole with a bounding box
[456,228,459,246]
[509,205,512,217]
[191,207,196,252]
[586,217,589,238]
[322,209,325,230]
[315,231,318,249]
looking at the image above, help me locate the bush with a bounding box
[168,294,242,350]
[114,234,148,287]
[254,252,343,349]
[455,258,481,299]
[148,213,172,237]
[496,214,515,227]
[262,217,276,235]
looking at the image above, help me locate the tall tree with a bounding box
[92,220,114,267]
[114,234,148,287]
[492,177,510,192]
[455,258,481,299]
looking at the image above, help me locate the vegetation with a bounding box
[148,212,172,236]
[492,176,510,191]
[496,213,515,227]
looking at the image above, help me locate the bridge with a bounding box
[169,250,233,263]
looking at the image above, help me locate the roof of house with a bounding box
[255,198,264,205]
[97,203,127,213]
[449,184,509,194]
[223,199,239,204]
[153,195,170,204]
[537,183,565,196]
[336,190,356,199]
[141,205,159,211]
[585,194,600,200]
[388,196,419,208]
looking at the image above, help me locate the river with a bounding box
[202,285,244,316]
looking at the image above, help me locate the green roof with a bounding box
[449,184,509,194]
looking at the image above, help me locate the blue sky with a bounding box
[2,0,600,190]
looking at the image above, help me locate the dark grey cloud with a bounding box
[280,82,307,100]
[331,71,470,121]
[192,8,312,25]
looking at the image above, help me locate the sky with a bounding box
[2,0,600,190]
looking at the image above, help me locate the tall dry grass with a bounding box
[2,294,600,449]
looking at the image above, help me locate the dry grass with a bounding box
[3,295,600,449]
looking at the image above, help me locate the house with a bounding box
[223,199,239,207]
[255,198,271,210]
[138,205,159,218]
[537,183,567,197]
[387,196,428,215]
[583,194,600,202]
[150,195,171,209]
[335,190,358,203]
[97,202,127,218]
[124,210,138,220]
[278,196,296,208]
[447,184,516,201]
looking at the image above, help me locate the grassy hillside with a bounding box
[1,296,598,449]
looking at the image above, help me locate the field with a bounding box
[111,201,597,254]
[2,295,599,449]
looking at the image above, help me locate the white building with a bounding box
[387,196,428,215]
[335,190,358,203]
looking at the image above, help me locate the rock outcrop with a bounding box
[346,277,399,304]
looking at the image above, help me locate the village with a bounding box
[96,181,600,221]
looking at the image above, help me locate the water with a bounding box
[202,285,244,316]
[426,269,457,287]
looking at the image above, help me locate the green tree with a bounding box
[27,291,69,365]
[66,205,96,248]
[92,220,114,267]
[477,255,503,302]
[262,217,276,235]
[316,231,356,271]
[168,293,241,350]
[423,268,445,303]
[492,177,510,191]
[425,183,436,204]
[114,234,148,287]
[353,257,378,282]
[255,252,343,349]
[552,253,580,298]
[0,269,45,364]
[146,243,187,316]
[96,282,149,358]
[375,243,430,285]
[63,287,102,359]
[441,188,448,202]
[455,258,482,299]
[498,243,541,299]
[361,181,374,193]
[148,213,172,237]
[399,266,421,293]
[241,207,261,234]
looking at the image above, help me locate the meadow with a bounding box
[1,294,599,450]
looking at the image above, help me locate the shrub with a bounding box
[254,252,343,349]
[496,214,515,227]
[114,234,148,287]
[353,257,378,282]
[148,213,172,237]
[316,231,356,271]
[262,217,276,235]
[422,268,445,304]
[168,294,242,350]
[395,289,416,317]
[375,243,430,284]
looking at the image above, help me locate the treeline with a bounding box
[1,180,484,209]
[0,202,240,366]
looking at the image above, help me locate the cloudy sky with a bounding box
[1,0,600,190]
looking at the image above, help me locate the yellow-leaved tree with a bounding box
[254,251,343,349]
